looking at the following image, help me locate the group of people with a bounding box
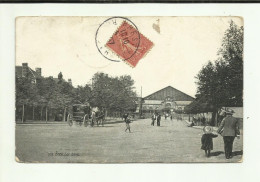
[123,112,170,132]
[151,112,162,126]
[192,115,206,126]
[163,112,174,120]
[201,108,240,159]
[151,112,174,126]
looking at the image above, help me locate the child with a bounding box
[201,126,218,157]
[125,116,131,132]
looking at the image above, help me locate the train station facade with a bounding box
[137,86,194,115]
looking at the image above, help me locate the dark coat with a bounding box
[125,118,131,124]
[123,114,129,122]
[157,115,161,121]
[201,133,218,150]
[217,115,240,136]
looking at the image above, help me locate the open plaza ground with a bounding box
[15,118,243,163]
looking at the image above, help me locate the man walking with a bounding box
[157,113,161,126]
[151,112,156,126]
[217,108,240,159]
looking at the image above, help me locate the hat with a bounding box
[203,126,213,134]
[222,108,235,115]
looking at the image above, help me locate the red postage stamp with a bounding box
[106,21,153,67]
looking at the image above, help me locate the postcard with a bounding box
[15,16,243,163]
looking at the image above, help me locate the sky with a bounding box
[16,16,243,98]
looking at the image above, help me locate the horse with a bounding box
[95,110,105,126]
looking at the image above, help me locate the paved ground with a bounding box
[15,118,243,163]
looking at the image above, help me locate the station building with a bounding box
[139,86,194,115]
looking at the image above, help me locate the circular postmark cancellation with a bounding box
[95,17,154,67]
[95,17,141,62]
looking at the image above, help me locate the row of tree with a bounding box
[185,21,243,126]
[16,72,137,122]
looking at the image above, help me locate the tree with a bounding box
[217,21,243,107]
[16,76,38,122]
[53,79,75,121]
[35,76,75,121]
[91,72,137,113]
[91,72,113,110]
[74,85,92,105]
[15,68,138,122]
[194,20,243,126]
[117,75,137,112]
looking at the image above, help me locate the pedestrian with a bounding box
[201,116,206,126]
[170,115,173,121]
[99,109,105,126]
[151,112,156,126]
[217,108,240,159]
[201,126,218,157]
[123,112,129,122]
[91,110,96,127]
[125,115,131,132]
[188,120,195,127]
[157,113,161,126]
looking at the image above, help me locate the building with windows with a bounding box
[15,63,72,85]
[15,63,42,83]
[140,86,194,115]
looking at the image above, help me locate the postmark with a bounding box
[95,17,153,67]
[95,17,140,63]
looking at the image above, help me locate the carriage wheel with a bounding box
[68,114,73,126]
[84,120,89,127]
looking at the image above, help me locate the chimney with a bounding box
[68,79,72,85]
[22,63,28,77]
[35,68,42,77]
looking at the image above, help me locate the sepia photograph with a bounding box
[15,16,243,163]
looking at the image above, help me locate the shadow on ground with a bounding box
[233,150,243,156]
[105,120,124,124]
[210,151,224,156]
[210,150,243,157]
[98,125,115,128]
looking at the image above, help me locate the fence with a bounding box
[16,105,66,123]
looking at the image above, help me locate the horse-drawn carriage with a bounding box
[67,104,105,127]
